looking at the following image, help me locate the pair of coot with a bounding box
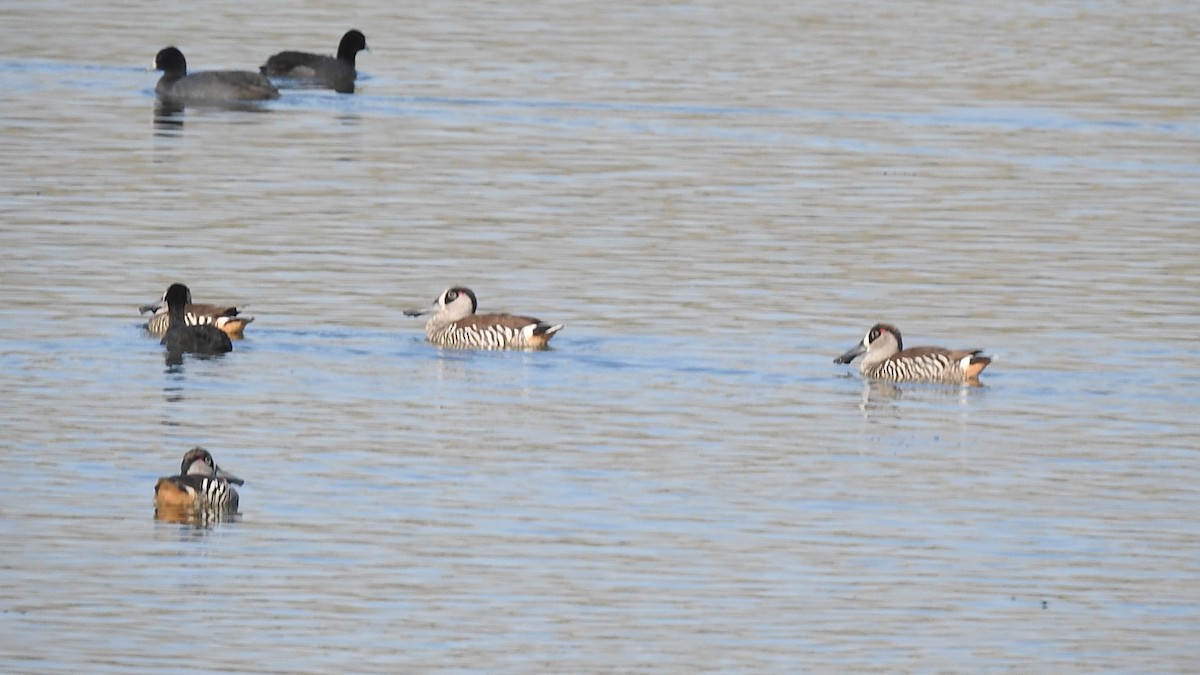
[153,29,367,104]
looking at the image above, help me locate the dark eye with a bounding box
[446,291,457,302]
[869,328,880,341]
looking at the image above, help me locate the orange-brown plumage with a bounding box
[154,477,199,509]
[152,447,242,514]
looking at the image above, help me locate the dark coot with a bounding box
[159,283,233,356]
[261,30,367,94]
[154,46,279,104]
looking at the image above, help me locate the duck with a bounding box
[154,447,243,513]
[835,323,991,383]
[404,287,563,350]
[141,288,253,339]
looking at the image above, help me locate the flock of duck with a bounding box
[153,29,369,102]
[147,279,992,519]
[144,28,994,519]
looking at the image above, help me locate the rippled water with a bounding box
[2,0,1198,671]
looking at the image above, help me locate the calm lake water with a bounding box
[2,0,1198,671]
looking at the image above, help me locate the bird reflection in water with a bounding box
[855,378,984,416]
[154,505,241,528]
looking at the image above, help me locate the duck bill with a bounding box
[139,300,164,314]
[402,299,435,317]
[834,341,866,364]
[215,466,244,486]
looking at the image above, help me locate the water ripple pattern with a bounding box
[1,0,1198,672]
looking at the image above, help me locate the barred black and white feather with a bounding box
[154,447,244,513]
[142,287,252,339]
[407,287,563,350]
[835,323,991,384]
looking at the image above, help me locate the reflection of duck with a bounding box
[153,506,230,527]
[159,284,233,357]
[261,29,367,94]
[141,287,253,339]
[404,287,563,350]
[835,323,991,384]
[153,46,279,104]
[154,447,244,515]
[863,378,905,402]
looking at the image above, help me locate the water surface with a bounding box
[1,0,1198,671]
